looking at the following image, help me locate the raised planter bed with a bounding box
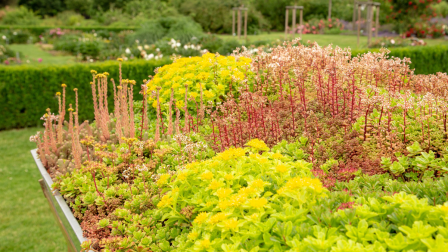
[31,149,86,252]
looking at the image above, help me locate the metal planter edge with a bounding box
[31,149,87,252]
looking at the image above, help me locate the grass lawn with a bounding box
[9,44,76,66]
[217,32,448,49]
[0,127,66,251]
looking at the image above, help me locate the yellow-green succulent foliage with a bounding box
[155,140,448,252]
[157,139,325,251]
[146,53,253,108]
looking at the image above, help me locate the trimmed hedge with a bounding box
[0,25,138,36]
[352,45,448,75]
[0,59,170,130]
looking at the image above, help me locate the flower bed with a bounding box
[31,40,448,251]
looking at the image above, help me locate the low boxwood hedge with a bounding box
[0,25,137,36]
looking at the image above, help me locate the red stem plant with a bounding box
[208,39,448,165]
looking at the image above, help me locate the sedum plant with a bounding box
[29,39,448,252]
[146,52,253,108]
[157,139,325,251]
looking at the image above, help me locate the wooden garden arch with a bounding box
[232,6,248,40]
[285,6,304,39]
[353,1,381,47]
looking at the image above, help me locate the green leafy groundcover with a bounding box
[55,138,448,252]
[0,59,170,130]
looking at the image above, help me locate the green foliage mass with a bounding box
[64,139,448,251]
[17,0,66,17]
[171,0,269,34]
[128,16,204,45]
[0,59,170,130]
[335,173,448,206]
[0,6,41,25]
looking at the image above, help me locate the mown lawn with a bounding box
[0,127,66,251]
[217,32,448,49]
[9,44,76,66]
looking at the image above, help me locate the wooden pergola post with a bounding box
[375,4,380,37]
[285,8,289,38]
[244,9,248,40]
[354,1,381,47]
[367,4,372,46]
[232,6,248,40]
[292,8,296,38]
[328,0,332,20]
[285,6,304,39]
[232,10,235,36]
[357,3,361,48]
[237,8,241,40]
[352,0,357,31]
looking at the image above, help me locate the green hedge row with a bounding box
[0,59,170,130]
[0,25,138,35]
[352,45,448,75]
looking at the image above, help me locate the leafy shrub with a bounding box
[124,0,179,19]
[216,39,242,55]
[434,1,448,18]
[405,23,446,39]
[298,18,343,35]
[171,0,268,34]
[128,17,204,45]
[91,0,131,11]
[64,0,93,17]
[164,17,204,44]
[0,44,17,62]
[53,34,80,53]
[0,29,34,44]
[0,6,41,25]
[53,35,103,59]
[388,0,438,33]
[77,40,102,59]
